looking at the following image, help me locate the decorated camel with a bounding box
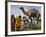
[20,7,41,21]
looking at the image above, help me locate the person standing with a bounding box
[11,15,15,31]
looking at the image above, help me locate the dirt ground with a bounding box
[16,21,41,31]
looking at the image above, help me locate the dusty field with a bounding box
[16,21,41,31]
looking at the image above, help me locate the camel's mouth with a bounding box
[20,7,23,9]
[20,8,22,9]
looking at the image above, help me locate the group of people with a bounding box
[11,14,41,31]
[11,15,22,31]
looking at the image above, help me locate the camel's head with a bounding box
[20,7,24,10]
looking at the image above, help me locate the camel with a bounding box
[20,7,41,21]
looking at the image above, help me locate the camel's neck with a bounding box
[21,8,25,14]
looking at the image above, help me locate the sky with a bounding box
[11,5,41,17]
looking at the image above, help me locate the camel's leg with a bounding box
[36,16,39,24]
[29,16,32,24]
